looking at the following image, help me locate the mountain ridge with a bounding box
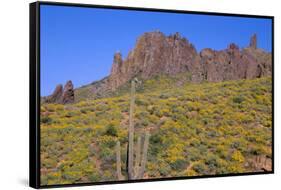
[44,31,272,103]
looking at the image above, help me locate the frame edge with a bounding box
[30,1,40,189]
[30,1,274,189]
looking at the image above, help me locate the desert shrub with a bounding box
[186,101,201,111]
[205,153,220,170]
[93,125,105,136]
[233,95,245,104]
[149,133,163,157]
[216,145,228,159]
[41,116,53,124]
[154,107,164,118]
[185,169,197,176]
[120,106,129,112]
[188,147,201,161]
[202,118,210,125]
[231,150,245,163]
[170,159,189,171]
[158,162,172,176]
[248,145,266,156]
[161,108,170,117]
[135,99,148,106]
[80,107,93,114]
[99,147,115,163]
[64,111,77,118]
[99,136,116,149]
[136,111,149,119]
[105,124,118,137]
[42,158,57,169]
[159,93,169,99]
[150,133,162,144]
[141,118,149,127]
[192,162,207,174]
[101,170,114,181]
[147,114,159,124]
[190,138,200,147]
[87,172,100,182]
[147,105,155,114]
[62,170,82,182]
[171,105,185,114]
[45,104,56,112]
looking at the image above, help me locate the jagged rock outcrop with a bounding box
[108,31,202,90]
[45,84,63,103]
[199,37,271,82]
[250,34,257,49]
[107,31,271,90]
[45,80,74,104]
[61,80,74,104]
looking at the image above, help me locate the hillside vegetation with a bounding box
[40,75,272,185]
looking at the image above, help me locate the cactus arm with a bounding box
[116,141,124,180]
[134,136,142,179]
[138,131,150,179]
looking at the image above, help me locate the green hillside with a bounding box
[40,76,272,185]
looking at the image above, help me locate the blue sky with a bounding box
[40,5,272,96]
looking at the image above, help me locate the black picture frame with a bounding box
[29,1,274,189]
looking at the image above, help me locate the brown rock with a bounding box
[250,34,257,49]
[199,34,271,82]
[61,80,74,104]
[251,155,272,172]
[111,51,123,75]
[45,84,63,103]
[108,31,200,90]
[44,81,75,104]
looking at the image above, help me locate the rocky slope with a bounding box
[45,31,272,103]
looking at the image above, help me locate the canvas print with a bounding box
[39,4,273,186]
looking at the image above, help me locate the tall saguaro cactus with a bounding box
[128,79,136,179]
[116,78,150,180]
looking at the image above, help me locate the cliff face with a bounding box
[107,31,271,90]
[200,43,272,82]
[108,31,202,90]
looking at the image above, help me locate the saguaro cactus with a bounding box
[116,78,150,180]
[128,79,136,179]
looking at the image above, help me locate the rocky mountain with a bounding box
[44,31,272,103]
[107,31,271,88]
